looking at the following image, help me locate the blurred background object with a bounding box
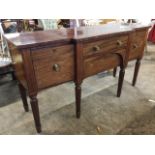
[38,19,58,30]
[0,20,15,80]
[148,19,155,43]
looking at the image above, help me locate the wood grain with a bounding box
[5,24,150,133]
[32,45,74,89]
[83,35,128,57]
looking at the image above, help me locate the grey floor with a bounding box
[0,43,155,134]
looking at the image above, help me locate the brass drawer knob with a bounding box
[117,40,123,46]
[92,45,100,52]
[133,44,138,49]
[53,64,61,72]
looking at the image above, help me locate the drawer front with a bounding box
[129,30,147,60]
[84,49,125,77]
[32,45,74,89]
[133,30,146,41]
[83,35,128,57]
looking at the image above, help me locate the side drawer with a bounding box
[31,45,74,89]
[83,35,128,57]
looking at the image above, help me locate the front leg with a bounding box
[75,83,82,118]
[117,67,125,97]
[132,59,141,86]
[11,70,16,80]
[18,83,29,112]
[113,67,117,77]
[30,95,41,133]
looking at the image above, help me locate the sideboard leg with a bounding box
[75,83,81,118]
[113,67,117,77]
[132,59,141,86]
[117,67,125,97]
[18,83,29,112]
[30,96,42,133]
[11,71,16,80]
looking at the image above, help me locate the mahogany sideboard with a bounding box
[4,24,149,133]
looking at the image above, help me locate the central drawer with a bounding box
[31,45,74,89]
[83,35,128,57]
[84,49,126,77]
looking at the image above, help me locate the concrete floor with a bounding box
[0,43,155,134]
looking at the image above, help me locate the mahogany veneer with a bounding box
[5,24,149,133]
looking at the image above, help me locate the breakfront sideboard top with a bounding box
[4,23,150,49]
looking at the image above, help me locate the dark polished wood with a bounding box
[4,25,133,49]
[18,83,29,112]
[30,95,41,133]
[31,45,74,89]
[74,43,84,118]
[21,49,41,132]
[5,23,149,133]
[117,67,125,97]
[113,67,117,77]
[132,59,141,86]
[75,83,81,118]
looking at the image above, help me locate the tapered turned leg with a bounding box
[30,96,41,133]
[18,83,29,112]
[113,67,117,77]
[117,67,125,97]
[11,71,16,80]
[75,83,81,118]
[132,59,141,86]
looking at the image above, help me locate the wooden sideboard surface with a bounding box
[5,24,149,133]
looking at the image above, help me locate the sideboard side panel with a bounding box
[21,49,38,96]
[8,43,27,88]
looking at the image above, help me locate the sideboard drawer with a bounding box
[83,35,128,57]
[134,30,146,40]
[84,50,124,77]
[129,30,147,60]
[32,45,74,89]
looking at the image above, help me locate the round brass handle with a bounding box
[53,64,61,72]
[133,44,138,49]
[92,45,100,52]
[117,40,123,46]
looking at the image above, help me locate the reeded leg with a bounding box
[18,83,29,112]
[11,71,16,80]
[113,67,117,77]
[132,59,141,86]
[75,83,81,118]
[30,96,41,133]
[117,67,125,97]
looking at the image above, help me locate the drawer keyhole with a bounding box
[53,64,61,72]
